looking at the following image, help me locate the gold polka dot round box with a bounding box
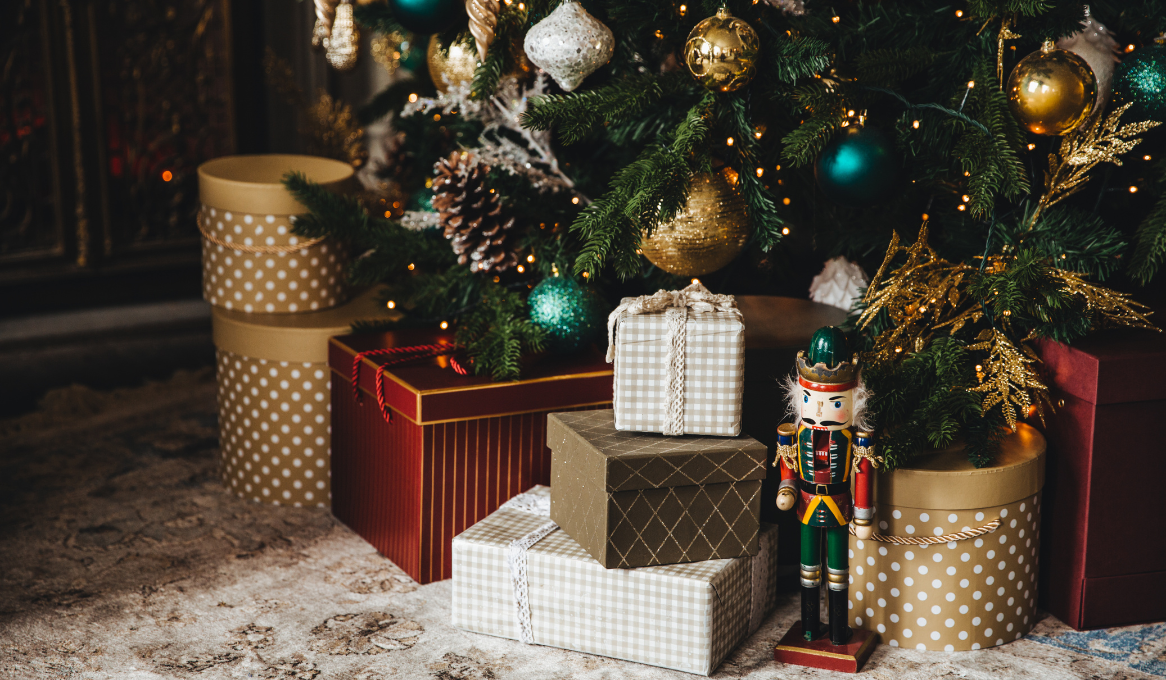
[197,155,354,314]
[849,425,1045,652]
[211,289,391,507]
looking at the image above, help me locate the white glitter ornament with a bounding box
[809,256,868,311]
[523,1,614,92]
[1056,6,1121,108]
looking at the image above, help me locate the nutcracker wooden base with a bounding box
[773,622,877,673]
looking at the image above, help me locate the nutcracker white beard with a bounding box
[782,373,870,431]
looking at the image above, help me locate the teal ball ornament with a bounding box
[814,125,899,207]
[1113,43,1166,121]
[388,0,464,35]
[528,276,608,353]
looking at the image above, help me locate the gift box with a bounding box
[548,410,767,569]
[198,154,353,314]
[607,282,744,436]
[213,288,389,507]
[848,424,1045,651]
[1036,331,1166,629]
[452,486,778,676]
[328,331,613,584]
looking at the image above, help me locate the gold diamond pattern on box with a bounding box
[548,410,766,569]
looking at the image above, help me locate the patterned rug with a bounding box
[1,370,1162,679]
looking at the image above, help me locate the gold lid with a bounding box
[777,423,797,437]
[875,424,1045,510]
[212,287,397,362]
[198,154,355,215]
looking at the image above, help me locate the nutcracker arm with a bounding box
[852,430,876,527]
[775,423,798,511]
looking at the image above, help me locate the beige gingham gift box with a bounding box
[451,486,778,676]
[606,281,744,436]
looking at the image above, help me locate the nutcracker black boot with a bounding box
[800,585,821,641]
[829,587,852,646]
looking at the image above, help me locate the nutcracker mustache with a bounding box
[802,418,846,427]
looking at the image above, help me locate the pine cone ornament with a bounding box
[432,152,520,274]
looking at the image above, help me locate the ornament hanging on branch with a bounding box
[814,122,898,207]
[433,151,521,274]
[1056,7,1121,108]
[1007,39,1097,135]
[639,171,750,277]
[809,256,869,311]
[388,0,465,35]
[312,0,338,51]
[467,0,500,61]
[1113,38,1166,121]
[684,8,760,93]
[325,0,360,71]
[527,275,608,353]
[524,1,614,92]
[427,35,479,93]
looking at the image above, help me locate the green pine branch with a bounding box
[855,46,936,88]
[722,93,784,251]
[968,248,1092,343]
[570,92,715,279]
[521,72,695,144]
[953,61,1029,219]
[455,284,547,381]
[767,33,833,83]
[999,205,1126,281]
[780,81,846,167]
[1130,164,1166,285]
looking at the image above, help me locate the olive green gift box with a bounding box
[547,410,768,569]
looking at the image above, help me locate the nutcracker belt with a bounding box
[797,479,850,496]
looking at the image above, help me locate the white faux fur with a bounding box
[782,371,871,432]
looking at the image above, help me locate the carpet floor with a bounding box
[1,370,1162,679]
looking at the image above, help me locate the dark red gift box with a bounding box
[1036,330,1166,630]
[328,330,612,584]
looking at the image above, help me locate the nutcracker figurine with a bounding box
[774,326,878,652]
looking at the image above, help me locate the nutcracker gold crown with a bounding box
[796,351,860,386]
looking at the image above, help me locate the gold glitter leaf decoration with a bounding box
[1030,103,1161,226]
[967,329,1050,430]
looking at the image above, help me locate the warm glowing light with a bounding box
[433,113,442,121]
[571,196,580,204]
[975,364,983,371]
[962,195,970,202]
[775,165,782,171]
[726,137,734,146]
[832,15,840,23]
[161,170,173,182]
[782,197,791,205]
[440,321,449,329]
[581,271,589,278]
[921,213,929,221]
[408,263,415,270]
[781,227,790,235]
[526,254,535,262]
[1130,186,1139,193]
[655,29,664,39]
[955,9,963,17]
[967,80,975,89]
[912,120,920,129]
[1145,155,1152,161]
[755,168,764,177]
[1127,44,1137,53]
[517,265,525,273]
[895,347,903,353]
[408,93,418,102]
[679,4,687,15]
[754,131,762,139]
[1003,310,1012,316]
[957,204,967,211]
[1027,143,1036,150]
[384,211,392,218]
[847,109,855,117]
[387,300,396,309]
[964,171,970,177]
[691,278,700,285]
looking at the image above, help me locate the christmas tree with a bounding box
[293,0,1166,468]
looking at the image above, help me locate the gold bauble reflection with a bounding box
[640,171,750,277]
[684,8,759,93]
[427,35,479,93]
[1007,43,1097,135]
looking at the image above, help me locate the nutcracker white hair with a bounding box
[782,372,871,431]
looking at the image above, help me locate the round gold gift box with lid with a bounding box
[849,424,1045,651]
[212,289,390,507]
[198,154,354,314]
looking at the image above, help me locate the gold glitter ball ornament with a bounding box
[1007,39,1097,135]
[639,171,750,277]
[684,8,760,93]
[427,35,479,93]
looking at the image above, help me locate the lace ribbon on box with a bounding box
[498,490,771,644]
[605,281,740,436]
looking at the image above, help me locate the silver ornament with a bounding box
[325,1,359,72]
[523,1,614,92]
[1057,6,1120,108]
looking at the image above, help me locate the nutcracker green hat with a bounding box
[797,326,860,389]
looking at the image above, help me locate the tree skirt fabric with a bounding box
[1,371,1163,680]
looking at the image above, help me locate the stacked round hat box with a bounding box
[199,155,381,507]
[849,424,1045,651]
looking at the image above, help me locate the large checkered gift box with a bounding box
[451,487,778,676]
[605,281,744,436]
